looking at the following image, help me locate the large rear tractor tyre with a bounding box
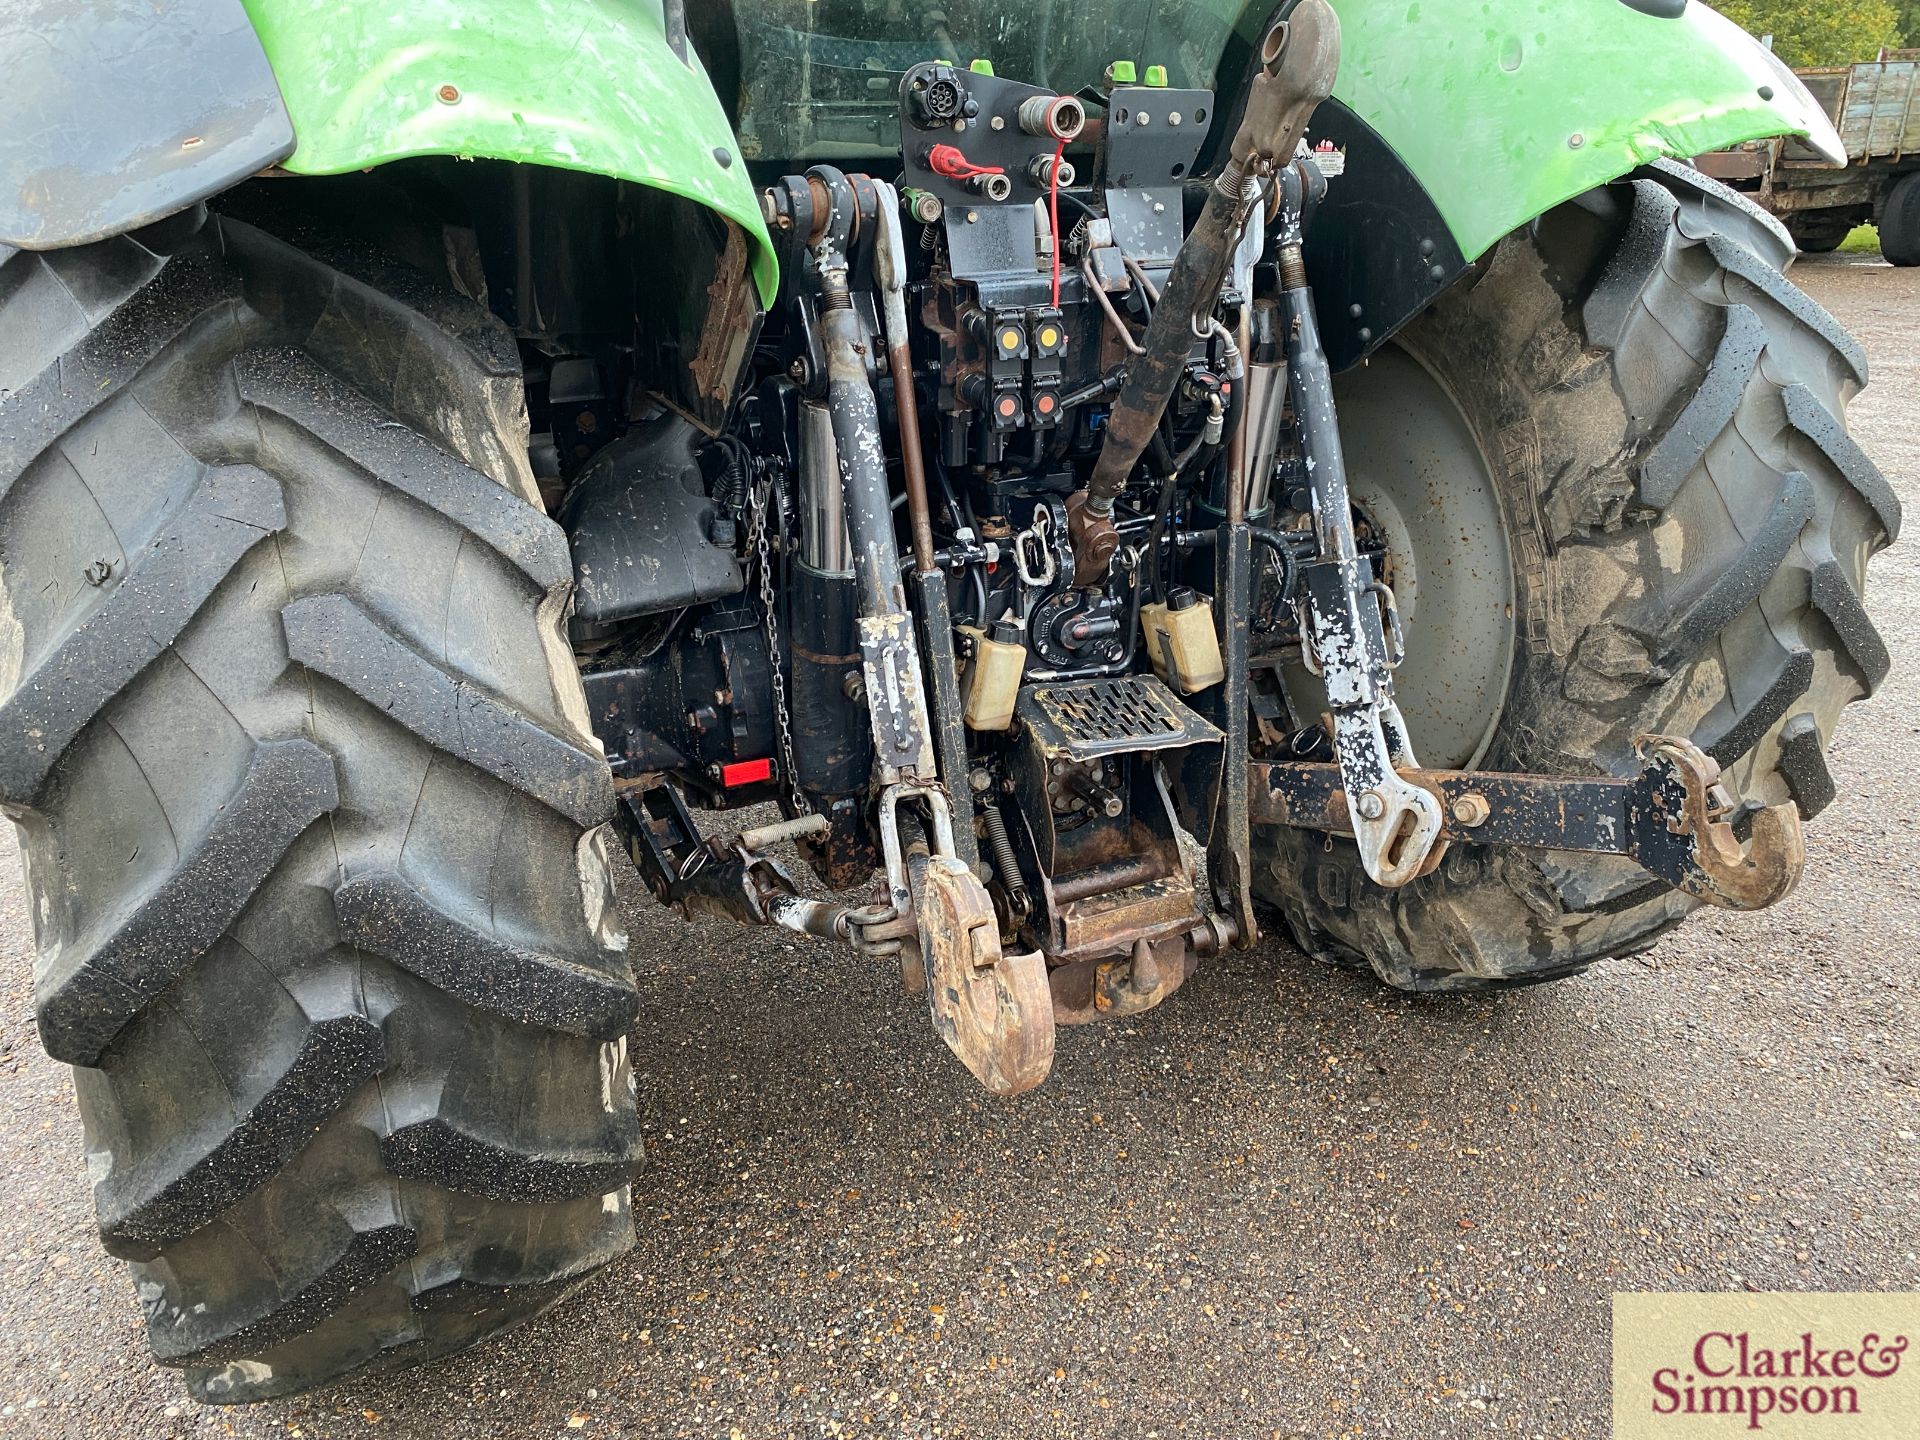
[1257,163,1897,989]
[0,210,637,1401]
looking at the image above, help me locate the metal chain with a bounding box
[748,475,810,815]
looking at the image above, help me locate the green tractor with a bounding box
[0,0,1895,1402]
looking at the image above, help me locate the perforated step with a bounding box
[1018,676,1221,760]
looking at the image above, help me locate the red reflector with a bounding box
[720,757,773,787]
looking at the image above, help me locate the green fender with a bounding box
[1319,0,1842,264]
[239,0,777,304]
[1276,0,1844,366]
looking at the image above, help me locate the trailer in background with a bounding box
[1699,48,1920,263]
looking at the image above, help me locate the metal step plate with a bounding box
[1018,676,1223,762]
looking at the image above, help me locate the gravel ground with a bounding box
[2,257,1916,1440]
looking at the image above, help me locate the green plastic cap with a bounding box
[969,58,995,75]
[1144,64,1168,87]
[1107,60,1138,85]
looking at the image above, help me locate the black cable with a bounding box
[1147,425,1178,479]
[1250,527,1301,601]
[1054,190,1100,223]
[930,456,968,533]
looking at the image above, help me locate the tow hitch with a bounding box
[1250,735,1806,911]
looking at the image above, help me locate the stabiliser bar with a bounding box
[1249,735,1805,912]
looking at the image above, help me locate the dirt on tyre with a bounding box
[0,211,638,1401]
[1257,163,1898,989]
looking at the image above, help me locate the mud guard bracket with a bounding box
[1250,734,1804,912]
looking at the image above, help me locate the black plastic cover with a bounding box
[1302,99,1471,373]
[560,416,744,628]
[0,0,296,250]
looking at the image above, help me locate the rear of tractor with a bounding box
[0,0,1895,1401]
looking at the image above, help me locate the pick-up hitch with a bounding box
[1249,735,1805,911]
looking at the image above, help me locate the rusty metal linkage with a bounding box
[1249,735,1805,912]
[871,179,937,578]
[617,785,861,935]
[1274,151,1444,891]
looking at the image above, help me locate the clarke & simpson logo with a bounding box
[1614,1293,1920,1440]
[1649,1328,1909,1428]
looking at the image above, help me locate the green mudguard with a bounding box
[1279,0,1840,363]
[240,0,778,304]
[1321,0,1839,263]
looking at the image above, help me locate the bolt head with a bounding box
[1355,790,1387,821]
[1451,793,1492,828]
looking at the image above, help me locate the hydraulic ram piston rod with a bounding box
[817,244,939,783]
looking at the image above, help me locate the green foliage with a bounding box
[1710,0,1900,67]
[1903,1,1920,46]
[1840,224,1883,252]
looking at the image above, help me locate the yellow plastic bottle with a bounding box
[1140,588,1225,693]
[960,623,1028,730]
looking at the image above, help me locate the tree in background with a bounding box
[1711,1,1900,67]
